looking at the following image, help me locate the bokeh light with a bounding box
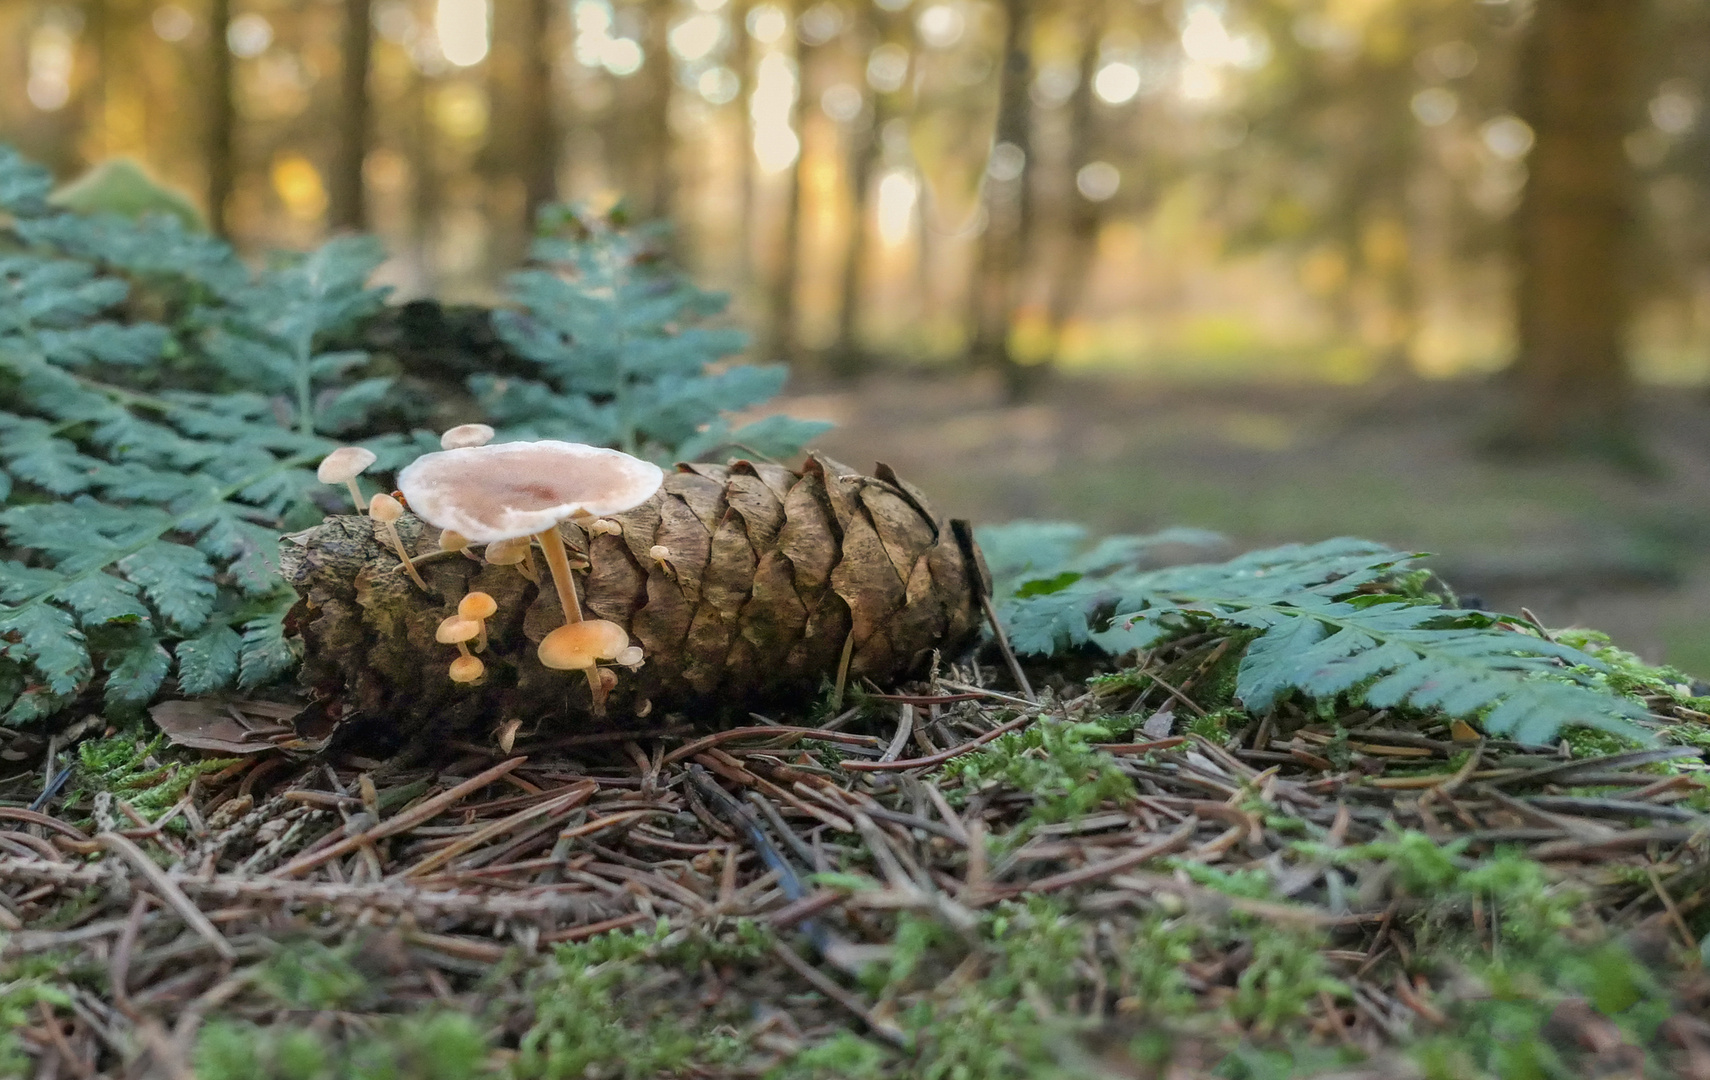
[435,0,491,68]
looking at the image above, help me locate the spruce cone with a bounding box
[280,455,989,731]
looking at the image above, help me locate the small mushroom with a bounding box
[368,493,430,590]
[589,519,622,537]
[317,446,377,514]
[539,619,630,667]
[648,544,672,566]
[437,615,485,682]
[441,528,482,561]
[615,645,644,669]
[484,535,540,583]
[395,441,663,708]
[449,654,485,683]
[458,591,498,652]
[440,423,496,450]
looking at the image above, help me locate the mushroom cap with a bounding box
[458,591,498,621]
[484,536,531,565]
[396,441,665,543]
[317,446,377,484]
[440,423,496,450]
[540,619,630,662]
[436,616,482,644]
[537,632,596,671]
[369,492,404,523]
[438,529,470,552]
[449,655,485,683]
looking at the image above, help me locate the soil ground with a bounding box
[785,370,1710,674]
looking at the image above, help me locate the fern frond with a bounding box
[0,144,383,721]
[993,530,1653,744]
[484,206,829,463]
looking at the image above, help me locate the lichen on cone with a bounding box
[280,455,989,732]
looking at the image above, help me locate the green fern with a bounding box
[983,526,1653,744]
[0,146,413,723]
[482,205,830,464]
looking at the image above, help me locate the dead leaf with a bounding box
[148,699,300,754]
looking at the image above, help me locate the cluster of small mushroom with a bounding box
[317,424,665,711]
[436,591,497,683]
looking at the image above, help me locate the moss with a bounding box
[1557,628,1710,710]
[511,921,766,1079]
[193,1012,490,1080]
[72,731,237,824]
[948,718,1134,835]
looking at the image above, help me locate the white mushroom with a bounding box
[440,423,497,450]
[317,446,378,514]
[395,441,664,708]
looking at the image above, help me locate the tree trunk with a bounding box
[521,0,559,219]
[1509,0,1643,452]
[762,9,810,364]
[330,0,373,231]
[732,0,757,284]
[636,0,675,221]
[828,6,899,379]
[967,0,1035,399]
[207,0,236,237]
[409,65,439,292]
[1045,8,1103,361]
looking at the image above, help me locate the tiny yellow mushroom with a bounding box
[369,493,430,590]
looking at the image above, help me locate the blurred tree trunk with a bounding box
[330,0,372,231]
[1044,7,1103,363]
[1508,0,1643,453]
[968,0,1036,399]
[206,0,235,237]
[486,0,558,267]
[409,66,439,292]
[520,0,559,217]
[829,8,895,379]
[733,0,757,283]
[636,0,675,221]
[762,5,810,364]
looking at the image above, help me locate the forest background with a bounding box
[3,0,1709,671]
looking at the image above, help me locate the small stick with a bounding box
[97,832,236,962]
[770,941,908,1048]
[979,592,1035,702]
[840,714,1037,772]
[881,706,914,763]
[831,629,855,711]
[271,756,527,877]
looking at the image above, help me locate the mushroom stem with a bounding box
[374,519,430,590]
[535,526,584,624]
[345,479,366,515]
[475,623,488,653]
[456,641,473,660]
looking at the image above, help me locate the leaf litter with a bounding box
[2,633,1708,1078]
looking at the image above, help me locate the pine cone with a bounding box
[280,455,989,731]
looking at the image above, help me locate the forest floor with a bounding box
[792,370,1710,676]
[7,369,1710,1077]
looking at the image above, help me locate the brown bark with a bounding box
[206,0,236,237]
[1509,0,1644,451]
[330,0,373,231]
[829,6,900,379]
[636,0,675,221]
[283,457,987,733]
[762,5,811,363]
[521,0,559,217]
[968,0,1036,399]
[1044,10,1103,359]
